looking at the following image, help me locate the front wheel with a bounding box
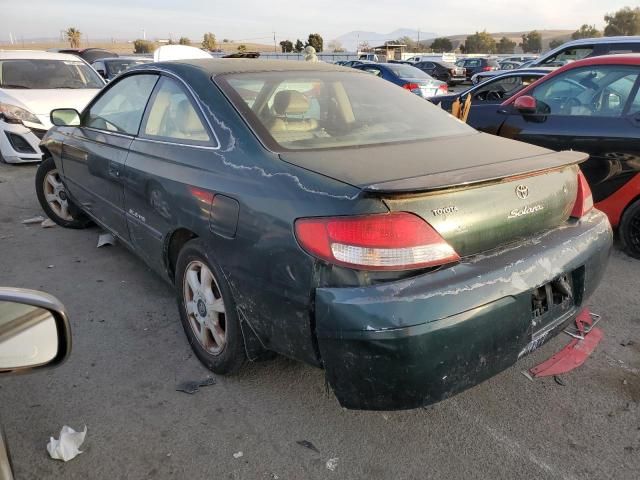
[619,199,640,259]
[175,239,246,374]
[35,156,91,228]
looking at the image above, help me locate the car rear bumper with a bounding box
[314,210,612,410]
[0,120,44,163]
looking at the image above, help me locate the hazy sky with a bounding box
[0,0,632,43]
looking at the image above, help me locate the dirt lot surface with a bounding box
[0,163,638,479]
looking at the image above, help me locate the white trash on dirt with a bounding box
[233,451,243,459]
[97,232,116,248]
[326,457,339,471]
[47,425,87,462]
[41,219,56,228]
[21,216,45,225]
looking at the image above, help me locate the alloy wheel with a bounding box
[43,169,73,221]
[183,260,227,355]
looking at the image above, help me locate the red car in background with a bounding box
[490,54,640,258]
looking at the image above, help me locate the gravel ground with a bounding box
[0,163,638,480]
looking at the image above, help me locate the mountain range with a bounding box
[335,29,437,51]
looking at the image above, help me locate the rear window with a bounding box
[386,65,430,78]
[217,71,473,151]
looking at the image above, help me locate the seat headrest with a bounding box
[273,90,309,115]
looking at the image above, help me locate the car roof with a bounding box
[97,56,152,62]
[558,36,640,47]
[0,49,85,61]
[154,58,358,76]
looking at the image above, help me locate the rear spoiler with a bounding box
[362,150,588,194]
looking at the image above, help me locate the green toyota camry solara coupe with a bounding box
[37,59,612,410]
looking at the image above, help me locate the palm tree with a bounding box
[65,28,81,49]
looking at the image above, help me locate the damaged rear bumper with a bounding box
[315,210,612,410]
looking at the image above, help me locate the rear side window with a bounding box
[540,46,593,66]
[219,71,473,151]
[84,74,158,135]
[142,77,211,144]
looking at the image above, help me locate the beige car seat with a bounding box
[266,90,318,143]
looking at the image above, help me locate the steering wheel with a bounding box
[486,91,502,101]
[561,97,583,114]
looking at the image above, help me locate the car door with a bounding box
[124,75,220,273]
[61,73,159,241]
[465,74,543,133]
[497,64,640,204]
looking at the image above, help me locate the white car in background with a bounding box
[0,50,104,163]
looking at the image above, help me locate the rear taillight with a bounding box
[294,212,460,271]
[482,66,493,71]
[438,84,448,93]
[402,82,420,91]
[570,171,594,218]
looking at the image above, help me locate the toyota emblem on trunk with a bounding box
[516,184,529,200]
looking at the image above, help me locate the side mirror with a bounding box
[50,108,80,127]
[0,288,71,374]
[96,69,107,79]
[514,95,537,114]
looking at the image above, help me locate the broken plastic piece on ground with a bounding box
[296,440,320,453]
[47,425,87,462]
[529,308,603,378]
[564,310,601,339]
[97,232,116,248]
[175,377,216,394]
[22,216,45,225]
[41,218,56,228]
[326,457,339,471]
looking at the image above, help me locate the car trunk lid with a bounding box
[280,133,586,256]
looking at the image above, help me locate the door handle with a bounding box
[630,112,640,127]
[108,161,121,178]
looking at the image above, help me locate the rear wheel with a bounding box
[35,156,91,228]
[619,199,640,259]
[175,239,245,374]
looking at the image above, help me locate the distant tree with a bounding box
[359,40,371,52]
[201,32,216,51]
[463,31,496,54]
[430,37,453,52]
[496,36,516,54]
[571,24,601,40]
[133,39,155,54]
[306,33,323,52]
[548,38,565,49]
[328,39,345,52]
[65,27,81,48]
[178,37,191,45]
[279,40,294,53]
[237,44,247,52]
[459,43,466,54]
[520,30,542,53]
[222,38,230,43]
[294,39,305,52]
[396,35,416,50]
[604,7,640,36]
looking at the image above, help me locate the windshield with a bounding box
[106,59,151,77]
[386,64,430,78]
[0,59,104,89]
[218,71,473,151]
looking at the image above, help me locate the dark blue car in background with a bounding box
[352,62,448,99]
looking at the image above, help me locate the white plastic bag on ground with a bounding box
[47,425,87,461]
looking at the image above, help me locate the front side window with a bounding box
[219,71,473,151]
[84,74,158,134]
[0,59,104,89]
[142,77,211,143]
[106,59,151,77]
[531,66,640,117]
[540,46,593,66]
[474,75,541,101]
[360,67,382,77]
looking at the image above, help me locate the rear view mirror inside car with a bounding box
[50,108,80,127]
[0,289,71,374]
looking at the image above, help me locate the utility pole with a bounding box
[273,32,277,52]
[417,28,420,52]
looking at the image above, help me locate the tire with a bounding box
[175,239,246,374]
[35,156,92,228]
[619,199,640,259]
